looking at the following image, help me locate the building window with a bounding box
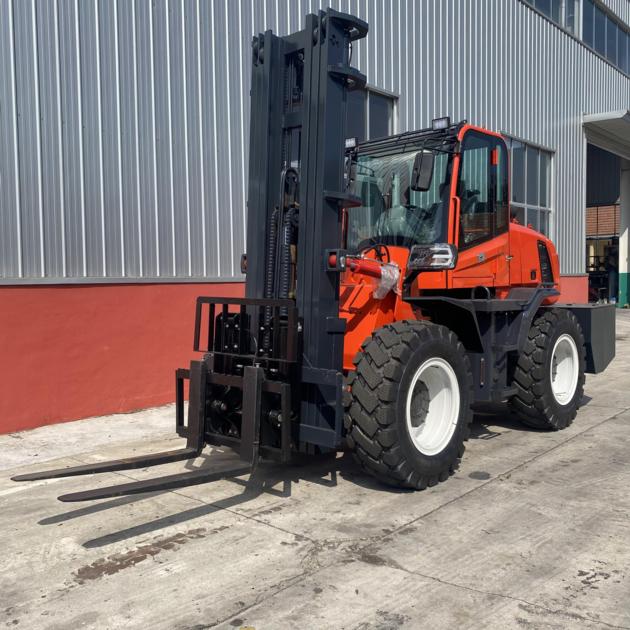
[525,0,630,76]
[523,0,577,34]
[345,86,397,144]
[505,137,553,236]
[582,0,630,75]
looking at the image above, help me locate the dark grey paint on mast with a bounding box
[246,10,368,448]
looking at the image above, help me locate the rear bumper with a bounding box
[560,303,616,374]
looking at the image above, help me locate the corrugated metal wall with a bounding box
[1,0,629,282]
[601,0,630,24]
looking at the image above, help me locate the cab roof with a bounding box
[352,120,466,158]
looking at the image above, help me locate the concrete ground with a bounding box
[2,312,630,630]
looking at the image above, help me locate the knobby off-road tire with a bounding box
[344,320,473,490]
[509,309,586,430]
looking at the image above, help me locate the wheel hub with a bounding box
[405,358,460,456]
[550,333,579,405]
[409,381,430,429]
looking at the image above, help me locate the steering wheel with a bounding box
[358,239,391,262]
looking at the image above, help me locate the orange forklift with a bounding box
[14,8,615,499]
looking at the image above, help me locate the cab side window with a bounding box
[458,131,509,247]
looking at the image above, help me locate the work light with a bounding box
[432,116,451,130]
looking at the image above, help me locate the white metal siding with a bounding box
[1,0,629,282]
[600,0,630,24]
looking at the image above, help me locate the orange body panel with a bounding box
[508,223,560,305]
[449,230,511,290]
[339,246,415,370]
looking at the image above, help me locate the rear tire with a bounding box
[509,309,586,430]
[344,320,473,490]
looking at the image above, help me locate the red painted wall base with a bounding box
[0,274,590,434]
[0,283,243,433]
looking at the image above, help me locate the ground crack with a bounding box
[407,568,630,630]
[346,550,630,630]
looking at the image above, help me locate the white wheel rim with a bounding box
[405,358,460,456]
[550,333,579,405]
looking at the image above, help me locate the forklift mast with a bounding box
[245,10,368,450]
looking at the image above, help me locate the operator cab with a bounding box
[346,147,450,251]
[345,121,458,255]
[344,119,551,295]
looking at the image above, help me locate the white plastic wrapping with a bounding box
[373,263,400,299]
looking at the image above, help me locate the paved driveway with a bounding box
[2,312,629,629]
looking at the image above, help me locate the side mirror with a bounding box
[411,151,435,192]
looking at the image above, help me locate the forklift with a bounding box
[14,8,615,499]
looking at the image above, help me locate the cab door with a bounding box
[449,129,510,290]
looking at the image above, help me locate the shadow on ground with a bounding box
[31,406,554,550]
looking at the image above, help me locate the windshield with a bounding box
[346,149,451,251]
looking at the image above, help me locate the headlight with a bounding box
[407,243,458,270]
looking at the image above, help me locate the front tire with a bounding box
[509,309,586,430]
[344,320,473,490]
